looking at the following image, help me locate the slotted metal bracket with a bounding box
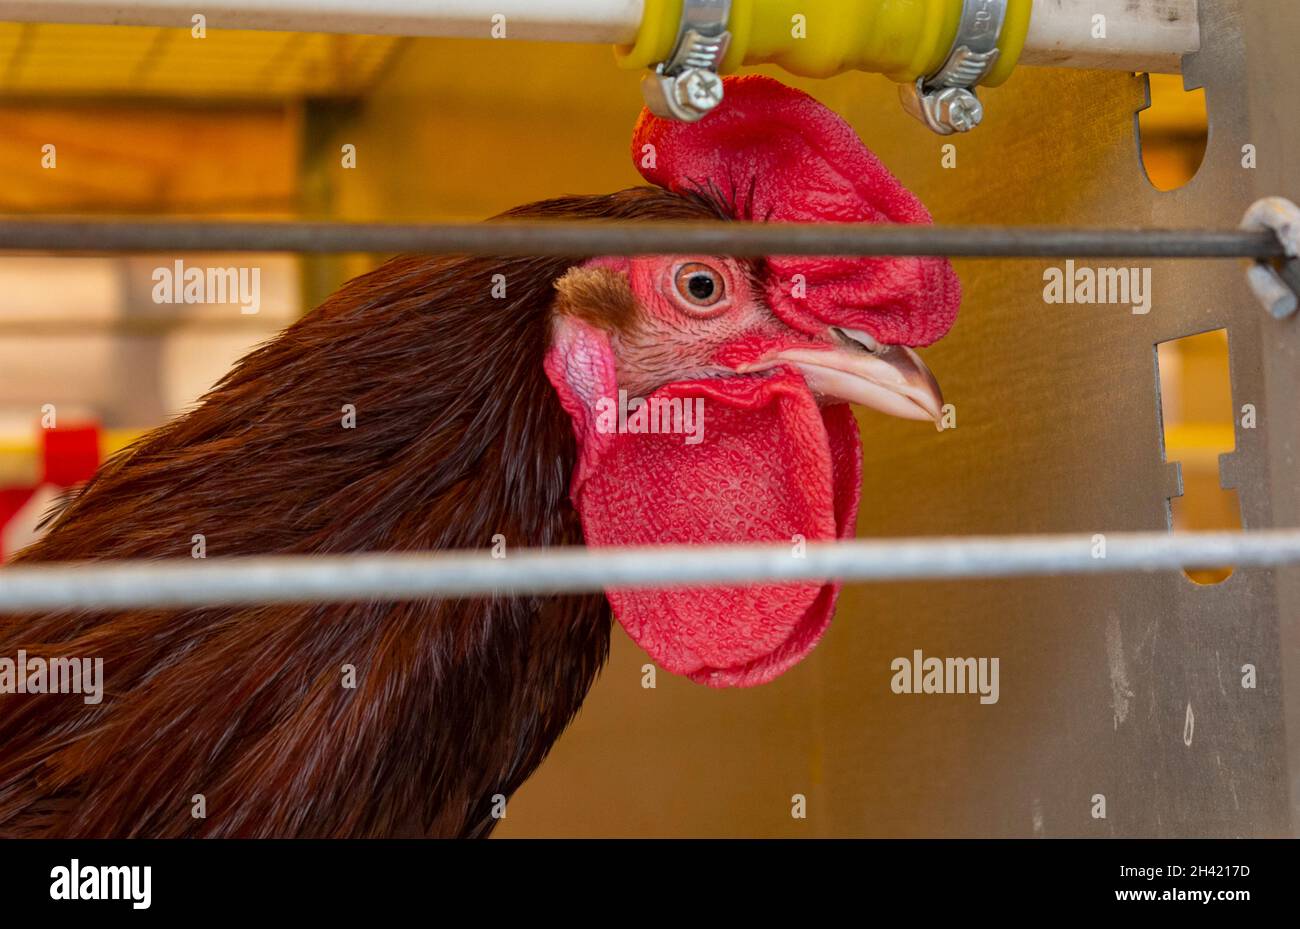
[640,0,732,123]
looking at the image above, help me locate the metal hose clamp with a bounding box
[641,0,732,122]
[901,0,1008,134]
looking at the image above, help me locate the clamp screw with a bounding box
[935,87,984,133]
[642,66,727,123]
[676,69,725,114]
[900,82,986,136]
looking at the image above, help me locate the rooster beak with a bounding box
[767,327,945,423]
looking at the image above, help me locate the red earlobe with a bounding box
[544,315,620,496]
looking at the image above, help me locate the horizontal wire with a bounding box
[1,529,1299,613]
[0,219,1287,258]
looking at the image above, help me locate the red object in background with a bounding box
[40,424,101,487]
[0,423,102,561]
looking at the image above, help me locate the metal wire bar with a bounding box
[0,219,1286,259]
[1,530,1298,613]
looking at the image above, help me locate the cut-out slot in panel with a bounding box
[1156,330,1240,585]
[1138,73,1208,192]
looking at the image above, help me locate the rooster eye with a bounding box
[673,262,725,309]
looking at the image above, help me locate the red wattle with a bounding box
[546,319,861,687]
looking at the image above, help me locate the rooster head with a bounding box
[544,75,960,688]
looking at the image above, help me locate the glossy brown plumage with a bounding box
[0,187,721,838]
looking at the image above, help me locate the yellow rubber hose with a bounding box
[617,0,1031,87]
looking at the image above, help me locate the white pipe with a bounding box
[1021,0,1200,73]
[0,0,646,43]
[0,529,1295,612]
[0,0,1199,73]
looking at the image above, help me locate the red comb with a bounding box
[632,74,960,347]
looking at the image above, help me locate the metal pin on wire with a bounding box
[1241,197,1300,318]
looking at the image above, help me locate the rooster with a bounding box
[0,76,958,838]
